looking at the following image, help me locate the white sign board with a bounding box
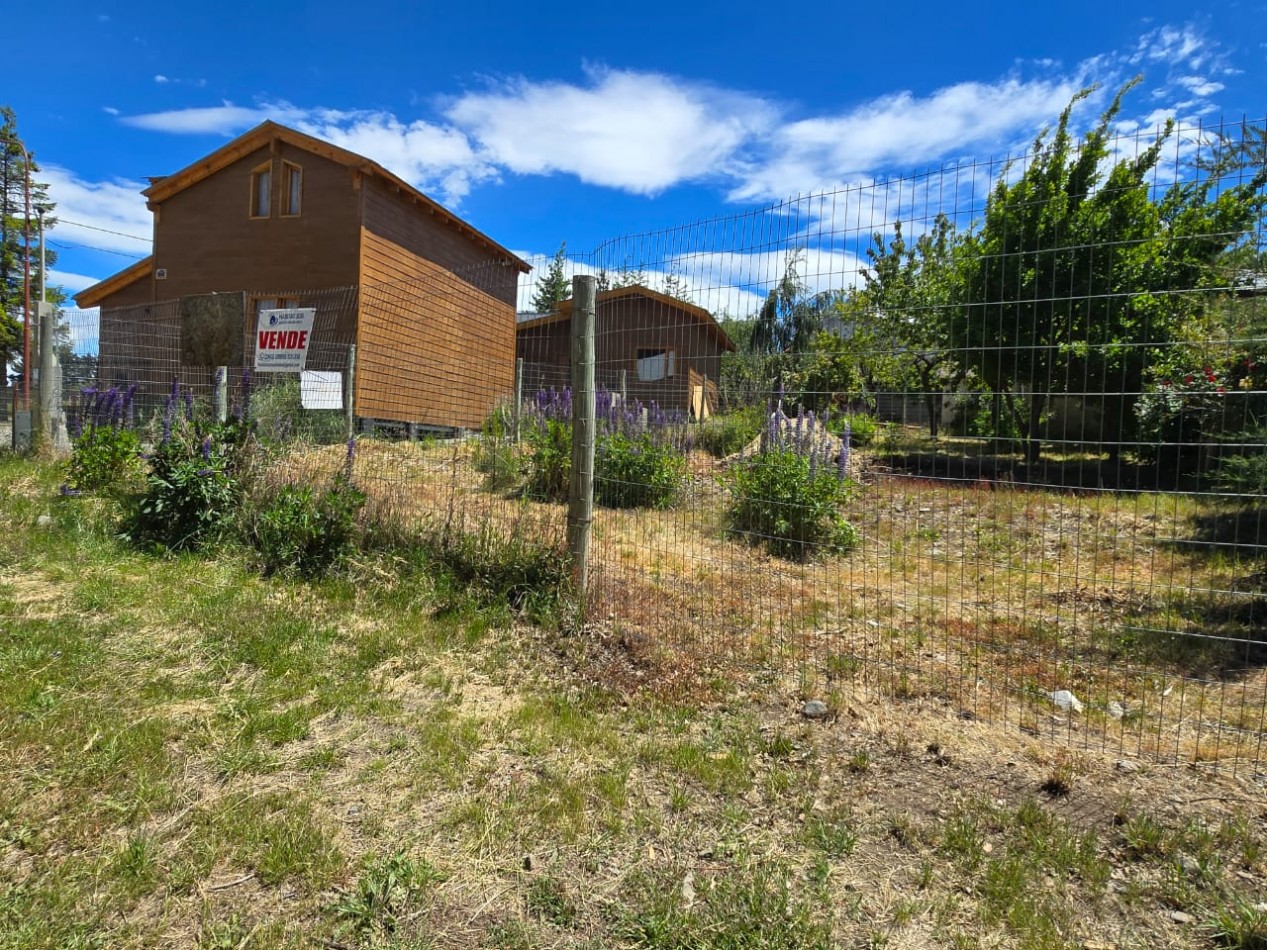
[254,308,316,372]
[301,371,343,410]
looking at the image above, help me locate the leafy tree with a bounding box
[530,241,571,313]
[858,214,964,436]
[750,252,827,356]
[956,81,1267,462]
[2,106,58,379]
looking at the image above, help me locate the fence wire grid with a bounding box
[44,113,1267,776]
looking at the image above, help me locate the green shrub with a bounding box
[248,474,365,576]
[694,407,763,457]
[595,432,686,509]
[251,378,345,445]
[474,437,523,492]
[1215,441,1267,493]
[726,447,858,560]
[67,425,143,493]
[124,398,258,552]
[828,412,878,447]
[524,418,571,502]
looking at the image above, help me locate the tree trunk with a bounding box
[1026,393,1046,464]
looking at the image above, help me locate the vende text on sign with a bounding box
[254,308,316,372]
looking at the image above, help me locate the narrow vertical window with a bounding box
[283,162,302,216]
[250,163,271,218]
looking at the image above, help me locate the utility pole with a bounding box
[21,145,31,411]
[38,210,45,302]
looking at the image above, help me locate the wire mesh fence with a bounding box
[44,113,1267,775]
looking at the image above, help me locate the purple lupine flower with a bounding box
[837,422,851,481]
[346,435,357,464]
[201,435,212,460]
[795,405,805,454]
[59,483,81,497]
[184,387,195,422]
[196,468,214,477]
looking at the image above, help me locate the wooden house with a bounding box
[516,285,734,417]
[75,121,530,430]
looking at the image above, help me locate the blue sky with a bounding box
[8,0,1267,314]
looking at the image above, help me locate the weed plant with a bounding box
[247,441,365,577]
[124,375,259,552]
[726,401,859,560]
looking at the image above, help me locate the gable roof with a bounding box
[516,284,736,352]
[74,256,154,309]
[143,120,530,272]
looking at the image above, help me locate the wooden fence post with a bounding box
[513,356,524,442]
[568,276,596,599]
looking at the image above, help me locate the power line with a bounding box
[58,218,152,243]
[49,238,146,260]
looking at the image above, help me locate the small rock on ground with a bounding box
[1047,689,1083,713]
[802,700,830,720]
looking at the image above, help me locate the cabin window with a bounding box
[636,348,675,382]
[250,163,271,218]
[283,162,302,216]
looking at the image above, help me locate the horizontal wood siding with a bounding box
[360,179,519,308]
[356,228,515,429]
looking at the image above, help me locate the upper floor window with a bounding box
[283,162,302,216]
[250,163,271,218]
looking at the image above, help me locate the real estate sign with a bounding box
[254,309,316,372]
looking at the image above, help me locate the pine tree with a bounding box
[530,241,571,313]
[661,270,690,300]
[611,260,646,290]
[1,106,57,378]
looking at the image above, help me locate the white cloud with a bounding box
[122,101,307,134]
[102,106,119,116]
[1131,25,1208,69]
[154,74,169,84]
[48,269,106,293]
[731,77,1083,202]
[1175,75,1225,97]
[41,165,153,256]
[296,113,498,202]
[120,102,494,203]
[445,68,777,195]
[107,21,1235,218]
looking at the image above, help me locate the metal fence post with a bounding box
[513,356,523,442]
[345,344,357,439]
[568,276,596,598]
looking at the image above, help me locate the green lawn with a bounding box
[1,454,1265,949]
